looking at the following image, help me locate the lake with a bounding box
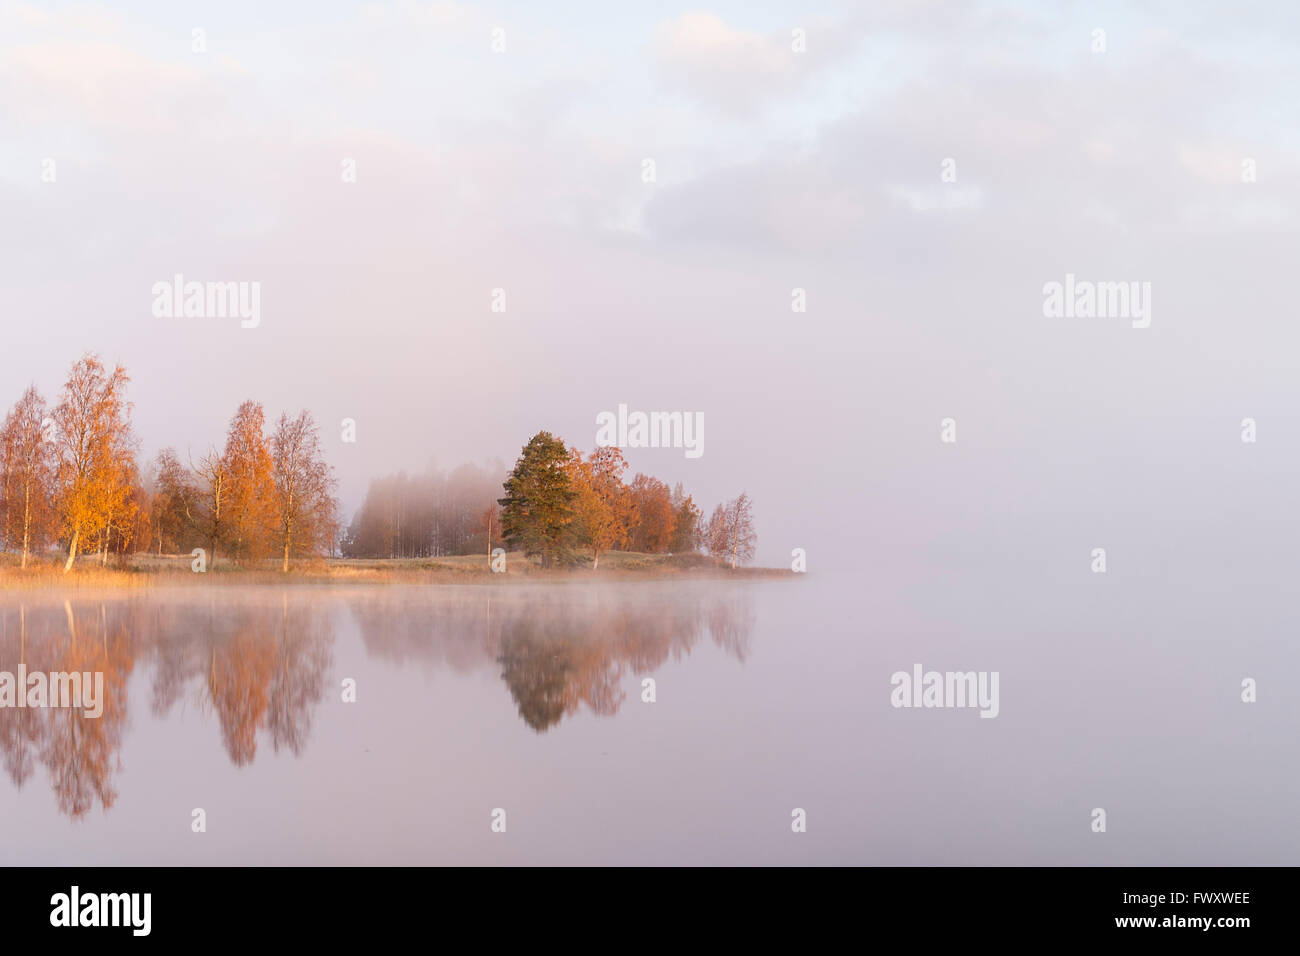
[0,572,1294,865]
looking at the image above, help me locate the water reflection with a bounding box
[0,603,135,818]
[0,586,755,818]
[350,588,754,731]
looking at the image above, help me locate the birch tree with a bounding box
[704,494,757,568]
[222,401,277,565]
[271,410,337,571]
[192,448,228,564]
[52,355,134,573]
[722,493,756,569]
[0,387,54,568]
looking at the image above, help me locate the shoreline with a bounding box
[0,551,798,589]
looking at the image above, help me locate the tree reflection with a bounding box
[200,600,333,766]
[0,594,333,818]
[0,608,40,790]
[353,585,756,733]
[266,598,332,757]
[0,584,755,818]
[0,602,134,818]
[208,628,277,766]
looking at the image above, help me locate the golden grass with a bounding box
[0,549,794,589]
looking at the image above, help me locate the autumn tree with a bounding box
[564,446,633,569]
[192,448,229,564]
[96,446,141,564]
[152,448,199,553]
[221,401,277,565]
[704,503,727,560]
[588,447,635,544]
[0,387,54,568]
[498,431,577,567]
[669,482,701,554]
[0,412,13,553]
[706,493,757,569]
[627,474,676,553]
[51,355,135,572]
[98,453,143,563]
[118,476,152,561]
[270,410,338,571]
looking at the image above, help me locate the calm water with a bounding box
[0,574,1295,865]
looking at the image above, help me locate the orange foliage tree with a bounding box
[51,354,135,573]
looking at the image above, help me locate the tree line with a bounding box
[1,359,756,572]
[0,353,339,571]
[495,430,757,569]
[343,431,756,567]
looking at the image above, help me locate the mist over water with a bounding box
[3,0,1298,887]
[1,573,1293,865]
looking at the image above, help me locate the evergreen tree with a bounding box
[498,431,577,567]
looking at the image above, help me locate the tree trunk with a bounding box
[64,527,80,573]
[20,481,31,570]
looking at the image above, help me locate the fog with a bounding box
[1,2,1297,865]
[4,3,1298,570]
[1,579,1294,864]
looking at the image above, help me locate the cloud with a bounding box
[642,19,1300,264]
[360,0,466,28]
[652,11,821,117]
[0,41,201,127]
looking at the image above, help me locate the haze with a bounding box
[2,1,1299,573]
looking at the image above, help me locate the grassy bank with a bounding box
[0,549,796,588]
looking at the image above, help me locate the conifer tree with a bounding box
[498,431,577,567]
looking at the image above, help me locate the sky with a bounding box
[2,1,1299,569]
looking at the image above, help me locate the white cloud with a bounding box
[652,11,814,116]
